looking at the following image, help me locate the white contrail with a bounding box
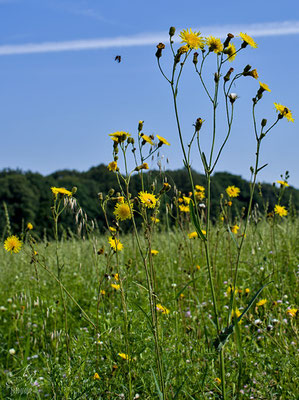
[0,20,298,56]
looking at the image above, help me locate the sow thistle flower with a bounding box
[188,231,198,239]
[256,299,267,307]
[108,161,118,172]
[27,222,33,230]
[224,42,236,61]
[231,225,240,234]
[113,201,132,221]
[51,187,72,197]
[4,235,22,254]
[156,135,170,146]
[206,36,223,53]
[259,81,271,93]
[139,191,157,209]
[231,308,242,323]
[274,103,294,122]
[286,308,298,318]
[118,352,130,360]
[274,204,288,217]
[179,28,205,49]
[140,133,153,145]
[239,32,257,48]
[156,303,170,314]
[111,283,120,291]
[108,236,123,251]
[276,180,289,187]
[151,249,159,255]
[226,185,240,198]
[109,131,131,143]
[179,204,190,213]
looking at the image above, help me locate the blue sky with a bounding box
[1,0,299,187]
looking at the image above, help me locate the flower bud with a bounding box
[193,52,199,65]
[155,43,165,58]
[98,192,103,201]
[108,189,115,196]
[71,187,77,195]
[195,118,203,132]
[223,33,234,49]
[169,27,176,37]
[261,119,267,127]
[224,67,234,82]
[138,120,144,132]
[243,65,252,73]
[214,72,220,83]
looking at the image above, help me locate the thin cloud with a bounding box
[0,20,299,56]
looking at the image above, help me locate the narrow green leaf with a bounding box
[151,367,163,400]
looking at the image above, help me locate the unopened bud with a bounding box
[223,33,234,49]
[108,189,115,196]
[169,27,176,37]
[193,52,199,65]
[138,120,144,132]
[214,72,220,83]
[71,187,77,195]
[243,65,252,73]
[98,192,103,201]
[195,118,203,132]
[261,119,267,127]
[224,67,234,82]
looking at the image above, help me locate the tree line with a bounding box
[1,165,297,239]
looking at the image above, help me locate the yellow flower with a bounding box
[227,286,238,295]
[256,299,267,307]
[114,273,119,281]
[276,180,289,187]
[151,217,160,223]
[156,135,170,146]
[140,133,153,145]
[27,223,33,230]
[179,204,190,213]
[114,202,132,221]
[201,230,206,236]
[100,290,106,295]
[239,32,257,48]
[188,231,198,239]
[109,131,131,143]
[139,191,157,208]
[195,185,205,192]
[196,265,200,270]
[231,225,240,234]
[215,378,221,385]
[225,42,236,61]
[245,288,250,294]
[93,373,100,380]
[109,226,116,232]
[286,308,297,318]
[118,352,130,360]
[231,308,242,322]
[274,103,294,122]
[182,196,191,204]
[156,303,170,314]
[51,187,72,197]
[259,81,271,92]
[274,204,288,217]
[4,236,22,254]
[179,28,205,49]
[151,249,159,255]
[195,191,205,201]
[227,201,232,207]
[111,283,120,291]
[206,36,223,53]
[108,161,118,172]
[108,237,123,251]
[226,186,240,198]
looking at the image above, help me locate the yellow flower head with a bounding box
[188,231,198,239]
[179,204,190,213]
[256,298,267,307]
[51,187,72,197]
[140,133,153,145]
[109,131,131,143]
[195,185,205,192]
[114,202,132,221]
[118,352,130,360]
[206,36,223,53]
[108,161,118,172]
[226,185,240,198]
[225,42,236,61]
[274,103,294,122]
[231,225,240,234]
[27,223,33,230]
[151,216,160,223]
[156,135,170,146]
[245,288,250,294]
[195,191,205,201]
[108,236,123,252]
[109,226,117,232]
[239,32,257,48]
[231,308,242,320]
[274,204,288,217]
[4,235,22,254]
[139,191,157,208]
[276,180,289,187]
[286,308,297,318]
[151,249,159,255]
[111,283,120,291]
[259,81,271,92]
[93,372,100,380]
[114,273,119,281]
[100,290,106,295]
[179,28,205,49]
[215,378,221,385]
[156,303,170,314]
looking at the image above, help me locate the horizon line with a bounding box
[0,20,299,56]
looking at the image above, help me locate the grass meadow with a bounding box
[1,215,298,399]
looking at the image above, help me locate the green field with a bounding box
[1,216,298,399]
